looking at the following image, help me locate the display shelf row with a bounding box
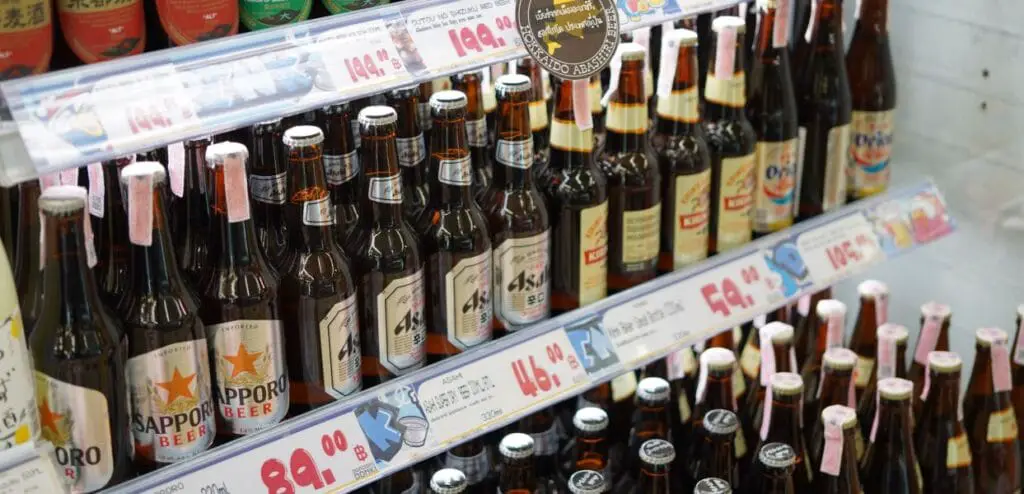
[98,179,954,493]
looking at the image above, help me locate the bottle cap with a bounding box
[639,439,675,466]
[762,322,794,344]
[821,404,858,430]
[694,477,732,494]
[39,186,87,214]
[120,161,167,184]
[701,347,736,371]
[664,28,699,46]
[769,372,804,396]
[567,470,606,494]
[283,125,325,147]
[758,442,796,469]
[430,90,468,110]
[815,299,847,319]
[637,377,670,403]
[255,117,283,126]
[702,409,739,435]
[573,407,609,433]
[495,74,532,94]
[877,377,914,400]
[823,348,858,371]
[876,323,909,344]
[499,433,534,459]
[204,142,249,168]
[857,279,889,298]
[388,85,420,98]
[616,42,646,61]
[357,106,398,126]
[927,351,962,373]
[975,327,1009,347]
[712,16,746,33]
[920,302,951,319]
[429,468,466,494]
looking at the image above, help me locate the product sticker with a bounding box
[156,0,237,46]
[656,86,700,123]
[848,110,894,199]
[673,170,711,268]
[986,408,1019,443]
[753,139,798,233]
[319,295,362,398]
[223,155,251,223]
[0,0,51,79]
[323,151,360,186]
[578,202,609,307]
[605,102,648,134]
[823,124,850,212]
[87,164,104,218]
[417,101,432,132]
[0,309,38,449]
[678,393,691,423]
[550,118,593,153]
[916,314,944,366]
[249,172,287,205]
[369,175,403,204]
[466,118,487,147]
[438,156,473,187]
[302,197,334,226]
[57,0,144,63]
[240,0,311,31]
[127,174,154,247]
[854,355,874,388]
[946,433,972,469]
[734,428,747,458]
[444,251,493,351]
[396,135,427,168]
[739,339,761,380]
[611,371,638,403]
[704,73,746,108]
[35,372,114,492]
[716,153,756,252]
[206,320,289,435]
[168,142,186,198]
[493,232,550,328]
[621,204,661,271]
[529,100,549,132]
[376,270,427,376]
[495,138,534,169]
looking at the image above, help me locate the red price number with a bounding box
[447,16,513,58]
[343,49,400,84]
[513,343,572,398]
[260,429,368,493]
[825,233,873,271]
[125,95,194,135]
[700,265,761,318]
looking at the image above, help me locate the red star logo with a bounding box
[224,343,262,378]
[155,368,197,404]
[38,399,64,435]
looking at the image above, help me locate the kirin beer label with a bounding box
[848,110,894,199]
[207,320,289,435]
[35,373,114,492]
[672,171,710,268]
[578,202,608,307]
[493,232,550,328]
[717,153,756,252]
[376,270,427,376]
[319,295,361,398]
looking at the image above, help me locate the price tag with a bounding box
[602,288,688,367]
[688,254,786,326]
[797,213,883,285]
[403,0,520,72]
[0,449,65,494]
[318,20,412,95]
[93,64,201,153]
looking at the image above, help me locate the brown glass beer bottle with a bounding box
[859,377,922,494]
[792,288,833,367]
[756,372,814,490]
[856,323,908,440]
[806,348,860,457]
[798,297,845,406]
[1012,306,1024,452]
[319,103,362,248]
[519,409,561,492]
[567,470,607,494]
[388,87,431,225]
[561,407,612,486]
[515,58,552,182]
[746,442,797,494]
[630,439,675,493]
[444,438,497,492]
[694,477,733,494]
[91,157,134,313]
[170,137,214,289]
[812,405,863,493]
[914,351,974,493]
[499,433,539,493]
[849,280,888,400]
[909,302,951,418]
[13,179,43,334]
[691,348,749,472]
[962,328,1020,493]
[451,71,494,200]
[742,322,798,443]
[247,119,290,273]
[691,409,740,489]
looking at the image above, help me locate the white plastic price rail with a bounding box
[0,0,740,186]
[104,180,955,493]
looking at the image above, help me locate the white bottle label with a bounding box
[438,156,473,187]
[249,172,287,205]
[376,271,427,376]
[823,124,850,212]
[493,232,550,328]
[444,251,493,351]
[495,138,534,169]
[35,373,114,492]
[396,135,427,168]
[319,295,362,398]
[467,118,487,147]
[369,175,403,204]
[206,320,289,435]
[303,197,335,226]
[323,151,360,186]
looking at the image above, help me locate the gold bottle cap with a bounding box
[821,404,858,430]
[927,351,962,373]
[770,372,804,396]
[823,348,858,371]
[877,377,914,401]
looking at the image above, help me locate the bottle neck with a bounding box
[754,6,792,63]
[499,459,536,490]
[494,96,536,189]
[362,132,406,226]
[288,154,342,250]
[654,45,701,135]
[700,369,737,411]
[874,398,914,452]
[808,0,845,50]
[429,114,475,206]
[131,189,193,295]
[606,61,648,148]
[42,211,104,318]
[208,167,268,267]
[839,427,861,484]
[766,393,805,443]
[638,465,671,492]
[705,30,747,118]
[550,82,595,171]
[856,0,888,33]
[705,432,736,479]
[15,181,41,275]
[924,373,962,420]
[820,369,855,407]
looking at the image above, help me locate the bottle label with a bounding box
[302,197,335,226]
[0,0,51,79]
[438,156,473,187]
[753,139,798,233]
[167,142,186,198]
[655,86,700,123]
[87,163,104,218]
[350,120,361,149]
[156,0,237,46]
[250,172,287,205]
[610,371,638,402]
[732,365,746,398]
[376,270,427,376]
[240,0,311,31]
[416,101,432,132]
[126,339,216,463]
[704,73,746,108]
[466,118,487,147]
[529,100,548,132]
[369,175,404,204]
[716,153,756,252]
[57,0,144,63]
[493,232,550,328]
[444,448,490,485]
[0,310,38,448]
[605,102,648,134]
[823,124,850,212]
[396,135,427,168]
[495,138,534,169]
[820,419,843,476]
[987,408,1019,443]
[677,393,691,423]
[444,250,493,351]
[35,372,113,491]
[673,171,711,268]
[946,433,972,469]
[848,110,894,199]
[733,428,747,458]
[738,338,760,380]
[206,320,289,435]
[578,201,608,307]
[853,354,874,388]
[530,424,559,457]
[319,295,362,398]
[621,204,660,271]
[550,117,593,152]
[323,151,360,186]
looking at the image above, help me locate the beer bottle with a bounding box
[856,323,908,441]
[691,409,740,489]
[387,87,430,224]
[452,71,494,200]
[31,186,131,491]
[629,439,675,493]
[753,373,812,491]
[480,74,551,337]
[1012,306,1024,450]
[742,322,798,443]
[444,438,497,492]
[600,43,662,290]
[798,298,844,407]
[806,348,859,457]
[52,0,144,68]
[240,0,311,31]
[0,221,37,451]
[546,76,610,313]
[589,74,607,149]
[146,0,237,49]
[319,104,362,247]
[703,17,756,254]
[812,405,863,493]
[431,468,467,494]
[562,407,612,486]
[248,119,291,273]
[519,409,561,491]
[629,377,673,462]
[91,157,134,313]
[849,280,889,400]
[651,28,713,273]
[420,91,493,363]
[737,308,791,392]
[349,108,427,386]
[484,64,503,147]
[748,0,799,237]
[845,0,896,200]
[117,159,215,470]
[792,0,853,220]
[198,142,288,437]
[568,470,606,494]
[859,377,922,494]
[914,352,974,493]
[792,288,833,368]
[13,179,42,333]
[962,328,1020,493]
[692,348,749,471]
[516,58,552,181]
[694,477,732,494]
[909,302,951,418]
[171,137,214,289]
[745,442,797,494]
[374,467,421,494]
[499,433,538,493]
[577,378,634,469]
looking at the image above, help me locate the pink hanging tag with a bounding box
[572,79,593,131]
[760,329,776,386]
[87,163,105,218]
[39,173,59,191]
[666,349,685,380]
[820,417,844,476]
[760,385,773,441]
[920,356,933,401]
[916,313,943,365]
[715,27,737,80]
[59,168,79,186]
[696,354,710,404]
[773,0,791,48]
[875,293,889,325]
[992,343,1012,393]
[128,175,154,247]
[797,294,811,317]
[877,331,896,379]
[167,142,186,198]
[869,388,881,442]
[827,312,843,349]
[223,155,251,223]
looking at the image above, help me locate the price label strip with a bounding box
[317,20,413,96]
[403,0,521,73]
[794,213,883,287]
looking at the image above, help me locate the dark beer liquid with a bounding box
[856,327,908,441]
[318,104,362,249]
[849,282,888,400]
[13,179,42,334]
[914,355,974,493]
[172,138,213,289]
[859,380,923,494]
[753,375,814,491]
[93,157,134,313]
[909,303,951,419]
[388,87,430,225]
[451,72,494,201]
[248,119,290,273]
[793,288,833,368]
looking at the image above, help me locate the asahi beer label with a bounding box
[156,0,237,46]
[57,0,144,63]
[302,197,335,226]
[323,151,360,186]
[986,408,1019,443]
[656,86,700,123]
[240,0,311,31]
[621,204,660,271]
[605,102,648,134]
[0,309,38,449]
[249,172,287,205]
[0,0,51,80]
[369,175,404,204]
[396,135,427,168]
[849,110,894,199]
[704,73,746,108]
[946,433,972,469]
[578,202,608,307]
[716,153,756,252]
[551,117,594,153]
[207,320,289,435]
[438,157,473,187]
[494,232,550,328]
[319,295,362,398]
[35,372,114,492]
[445,448,490,485]
[673,171,711,268]
[126,339,216,463]
[496,138,534,170]
[444,251,493,351]
[753,139,798,233]
[823,124,851,212]
[466,118,487,147]
[853,355,874,388]
[529,101,549,132]
[376,270,427,376]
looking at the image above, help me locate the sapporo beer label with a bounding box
[753,139,798,233]
[578,202,608,306]
[493,232,550,328]
[35,372,114,492]
[207,320,288,435]
[0,309,39,448]
[319,295,362,398]
[716,153,755,252]
[240,0,311,31]
[673,170,710,268]
[444,251,493,351]
[126,339,215,463]
[58,0,144,64]
[156,0,237,46]
[0,0,51,79]
[848,110,894,199]
[376,271,427,375]
[621,204,660,272]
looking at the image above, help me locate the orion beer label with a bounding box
[493,232,550,328]
[127,340,215,463]
[320,295,361,398]
[207,320,288,434]
[753,139,798,232]
[377,271,427,375]
[848,110,893,198]
[35,373,114,492]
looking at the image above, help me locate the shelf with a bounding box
[0,0,741,186]
[104,179,956,493]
